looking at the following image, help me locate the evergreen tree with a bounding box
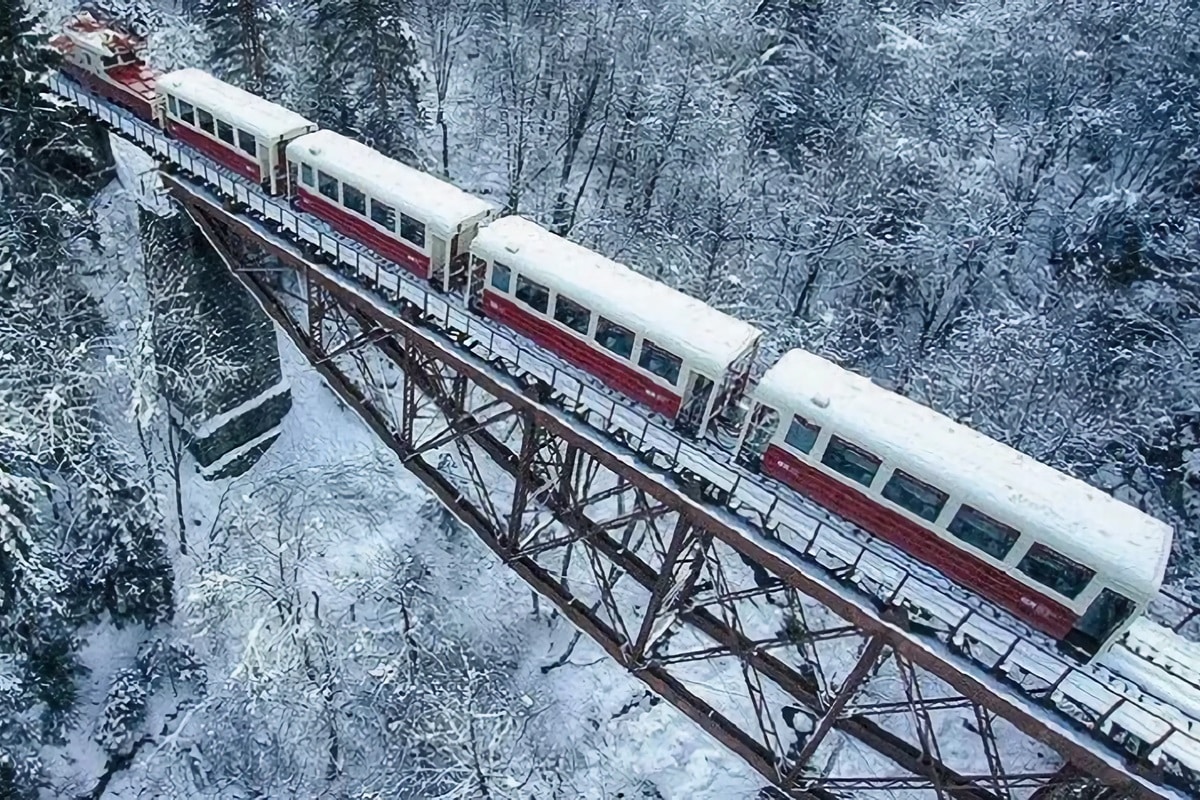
[194,0,283,97]
[74,471,175,627]
[0,679,44,800]
[0,0,100,194]
[302,0,426,164]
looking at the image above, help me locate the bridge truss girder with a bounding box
[173,187,1138,800]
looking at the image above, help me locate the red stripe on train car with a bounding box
[62,65,154,121]
[166,121,261,185]
[295,188,431,280]
[762,444,1078,639]
[482,290,683,419]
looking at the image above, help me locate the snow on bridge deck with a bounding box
[49,71,1200,799]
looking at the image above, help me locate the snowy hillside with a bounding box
[3,0,1199,796]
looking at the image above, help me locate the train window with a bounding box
[237,129,257,157]
[490,261,512,292]
[882,470,947,522]
[217,119,236,146]
[553,294,590,334]
[300,163,314,187]
[821,436,881,487]
[946,505,1019,561]
[1017,543,1094,599]
[167,95,178,117]
[400,214,425,248]
[102,55,118,68]
[515,275,550,313]
[371,199,395,231]
[342,183,367,216]
[196,108,215,136]
[177,99,195,126]
[595,317,635,359]
[638,340,682,384]
[783,415,820,454]
[318,171,339,202]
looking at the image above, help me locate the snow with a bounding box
[111,135,174,216]
[196,424,281,478]
[184,333,763,798]
[1111,620,1200,721]
[753,349,1173,598]
[286,129,495,238]
[157,68,317,142]
[187,379,290,439]
[62,28,114,56]
[472,215,764,379]
[54,75,1200,792]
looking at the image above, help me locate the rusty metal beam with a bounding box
[629,517,707,664]
[789,636,887,777]
[191,246,826,800]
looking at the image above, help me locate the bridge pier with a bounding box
[137,205,291,479]
[79,117,117,195]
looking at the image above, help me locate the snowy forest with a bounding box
[2,0,1199,795]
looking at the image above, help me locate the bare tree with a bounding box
[414,0,478,178]
[545,7,615,235]
[484,0,555,215]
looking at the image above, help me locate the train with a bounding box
[51,11,1174,661]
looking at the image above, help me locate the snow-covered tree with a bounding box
[193,0,284,97]
[412,0,477,178]
[299,0,426,164]
[0,0,103,195]
[0,5,179,793]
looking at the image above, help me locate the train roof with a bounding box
[54,12,142,58]
[157,69,316,142]
[471,216,763,378]
[754,349,1173,596]
[286,130,494,237]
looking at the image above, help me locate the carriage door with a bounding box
[270,141,291,195]
[430,236,451,291]
[735,404,780,469]
[1064,588,1137,657]
[258,142,273,192]
[677,373,715,436]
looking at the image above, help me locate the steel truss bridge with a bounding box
[53,73,1200,800]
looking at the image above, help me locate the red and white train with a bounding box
[737,350,1171,654]
[51,11,157,119]
[52,14,1174,661]
[470,215,761,433]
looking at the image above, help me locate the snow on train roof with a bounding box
[286,130,494,237]
[471,216,763,377]
[157,69,316,141]
[755,349,1173,594]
